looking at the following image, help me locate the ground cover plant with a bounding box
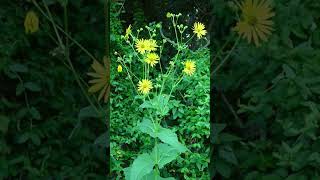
[110,2,210,179]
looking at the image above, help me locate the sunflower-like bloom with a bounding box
[145,39,158,52]
[87,57,109,102]
[144,53,159,67]
[24,11,39,34]
[124,25,131,40]
[135,39,148,54]
[183,60,196,76]
[234,0,275,46]
[117,65,122,72]
[193,22,207,39]
[135,39,158,54]
[138,79,153,94]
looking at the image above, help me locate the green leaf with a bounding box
[29,132,41,146]
[139,95,170,116]
[142,170,175,180]
[9,63,28,73]
[139,101,153,109]
[158,127,188,153]
[0,116,10,134]
[218,146,238,165]
[153,95,170,116]
[282,64,296,79]
[29,107,41,120]
[128,153,154,180]
[17,132,30,144]
[219,133,241,143]
[215,159,232,178]
[151,143,179,169]
[211,123,227,143]
[138,119,187,153]
[24,82,41,92]
[138,118,159,138]
[78,106,99,120]
[94,131,109,147]
[16,83,25,96]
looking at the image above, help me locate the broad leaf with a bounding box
[151,143,179,169]
[142,170,175,180]
[24,82,41,92]
[128,153,154,180]
[138,118,159,138]
[158,127,188,153]
[78,106,99,120]
[139,95,171,116]
[94,131,109,147]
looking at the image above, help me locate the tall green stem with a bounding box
[211,36,240,76]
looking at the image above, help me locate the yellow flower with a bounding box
[135,39,148,54]
[145,39,158,52]
[138,79,153,94]
[117,65,122,72]
[183,60,196,76]
[193,22,207,39]
[234,0,275,46]
[135,39,158,54]
[24,11,39,34]
[87,57,109,102]
[124,25,132,39]
[144,53,159,67]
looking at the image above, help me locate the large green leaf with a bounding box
[142,170,175,180]
[78,106,100,120]
[138,118,159,138]
[158,127,188,153]
[139,95,170,116]
[151,143,179,169]
[138,119,187,153]
[127,153,155,180]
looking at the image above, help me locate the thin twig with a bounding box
[221,92,244,128]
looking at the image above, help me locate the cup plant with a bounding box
[114,13,209,179]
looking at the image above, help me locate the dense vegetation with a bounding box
[1,0,106,178]
[110,2,210,179]
[2,0,320,179]
[212,0,320,179]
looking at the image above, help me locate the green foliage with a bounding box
[0,0,106,178]
[211,0,320,179]
[110,3,210,179]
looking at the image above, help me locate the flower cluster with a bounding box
[114,13,207,95]
[135,39,158,54]
[88,12,208,100]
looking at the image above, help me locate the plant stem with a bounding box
[33,0,98,62]
[62,2,101,115]
[211,36,240,76]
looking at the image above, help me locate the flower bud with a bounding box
[24,10,39,34]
